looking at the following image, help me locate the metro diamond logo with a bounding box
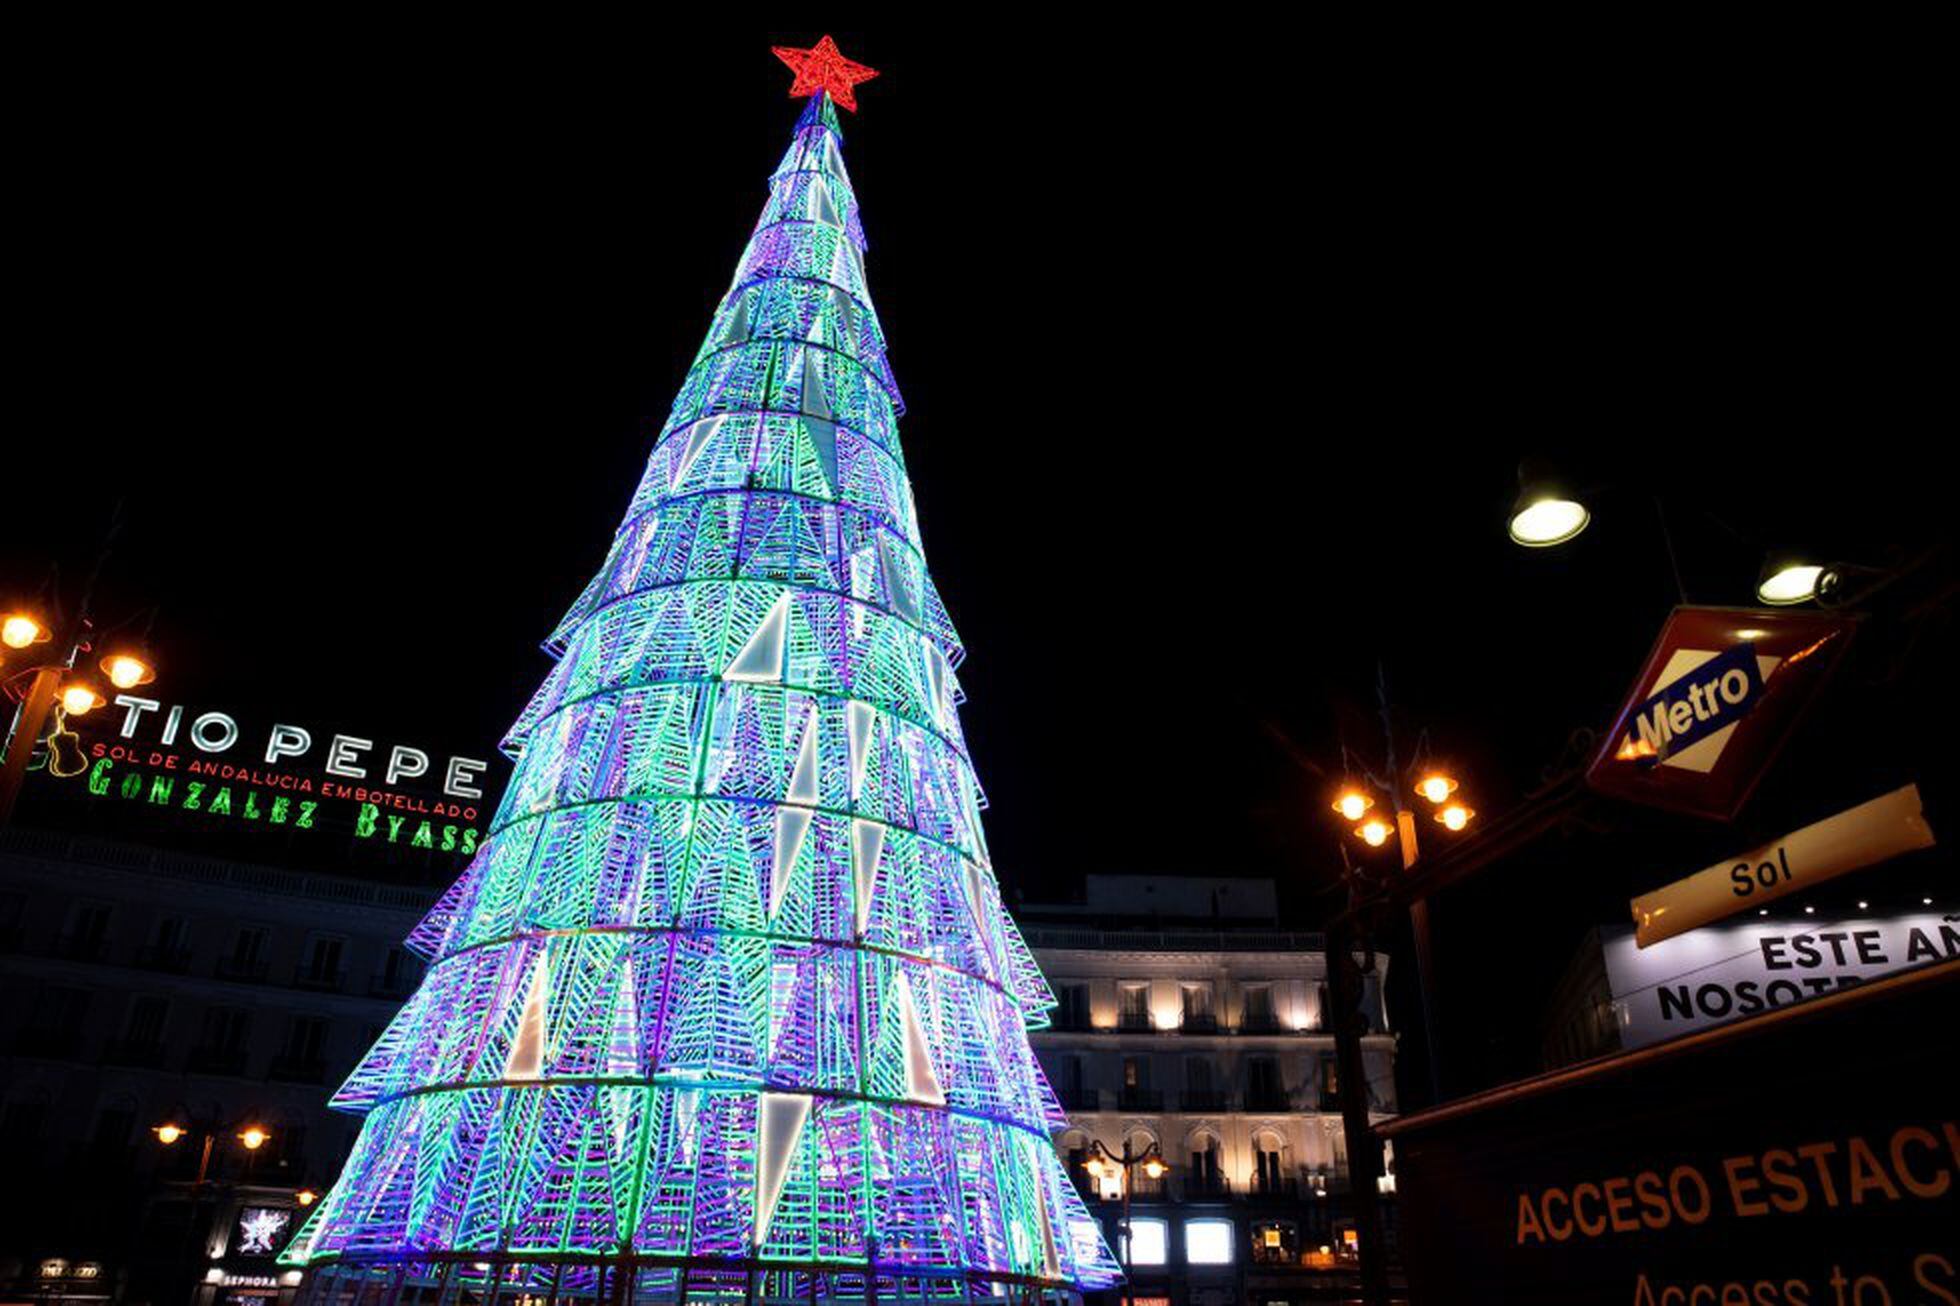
[1587,606,1855,820]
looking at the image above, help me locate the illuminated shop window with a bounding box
[1252,1219,1299,1264]
[1124,1218,1169,1266]
[1185,1217,1235,1265]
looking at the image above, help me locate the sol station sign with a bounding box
[1587,606,1856,821]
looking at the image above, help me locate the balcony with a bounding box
[54,933,107,962]
[267,1055,328,1084]
[1178,1089,1232,1112]
[1238,1014,1287,1035]
[1180,1012,1219,1034]
[215,956,269,983]
[1184,1172,1233,1199]
[368,973,417,1000]
[1245,1089,1295,1113]
[1054,1087,1101,1112]
[1116,1012,1154,1033]
[103,1038,169,1068]
[13,1027,82,1059]
[1115,1088,1164,1112]
[292,967,345,994]
[134,944,194,974]
[184,1047,248,1077]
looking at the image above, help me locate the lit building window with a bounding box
[1185,1217,1235,1265]
[1125,1217,1169,1266]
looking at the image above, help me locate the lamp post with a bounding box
[2,517,159,824]
[153,1117,271,1304]
[1082,1137,1165,1306]
[1321,666,1480,1306]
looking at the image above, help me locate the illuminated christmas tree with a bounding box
[282,38,1122,1305]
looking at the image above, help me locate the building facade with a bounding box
[0,826,435,1306]
[1021,878,1399,1306]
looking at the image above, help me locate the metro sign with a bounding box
[1586,606,1856,820]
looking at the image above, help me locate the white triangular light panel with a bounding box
[769,708,821,919]
[852,818,885,935]
[800,350,832,420]
[809,175,841,229]
[788,706,821,803]
[770,808,812,920]
[894,971,946,1106]
[846,701,875,801]
[502,954,550,1081]
[1028,1143,1061,1279]
[965,860,1000,979]
[672,415,725,489]
[755,1091,813,1246]
[724,591,790,683]
[877,534,917,621]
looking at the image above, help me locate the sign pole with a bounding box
[0,664,62,825]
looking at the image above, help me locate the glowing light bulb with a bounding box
[1416,774,1456,804]
[1757,562,1825,606]
[1356,819,1393,848]
[297,1189,318,1207]
[1436,803,1474,832]
[238,1126,270,1151]
[61,685,103,715]
[1332,789,1373,821]
[1142,1157,1167,1180]
[154,1124,187,1145]
[1508,498,1590,548]
[3,614,47,649]
[103,654,153,689]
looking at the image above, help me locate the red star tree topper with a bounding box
[772,35,879,112]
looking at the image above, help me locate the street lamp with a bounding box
[1336,765,1476,870]
[154,1117,275,1299]
[100,646,157,689]
[1506,460,1591,548]
[1756,551,1831,606]
[1,569,161,824]
[2,611,51,650]
[1082,1138,1165,1306]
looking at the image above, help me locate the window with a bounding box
[1118,982,1150,1028]
[1248,1055,1285,1109]
[376,948,419,997]
[1122,1056,1149,1089]
[124,996,169,1046]
[1255,1139,1285,1193]
[1185,1057,1212,1092]
[31,985,93,1031]
[200,1006,251,1053]
[1124,1218,1169,1267]
[301,936,344,986]
[1185,1218,1235,1265]
[64,903,112,957]
[1056,983,1090,1029]
[90,1097,137,1160]
[1180,983,1214,1028]
[1319,1052,1340,1110]
[1252,1219,1300,1265]
[223,927,268,979]
[284,1016,329,1061]
[1188,1134,1222,1193]
[1242,984,1275,1029]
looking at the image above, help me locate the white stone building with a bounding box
[1020,876,1398,1306]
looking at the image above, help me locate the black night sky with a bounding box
[5,21,1947,912]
